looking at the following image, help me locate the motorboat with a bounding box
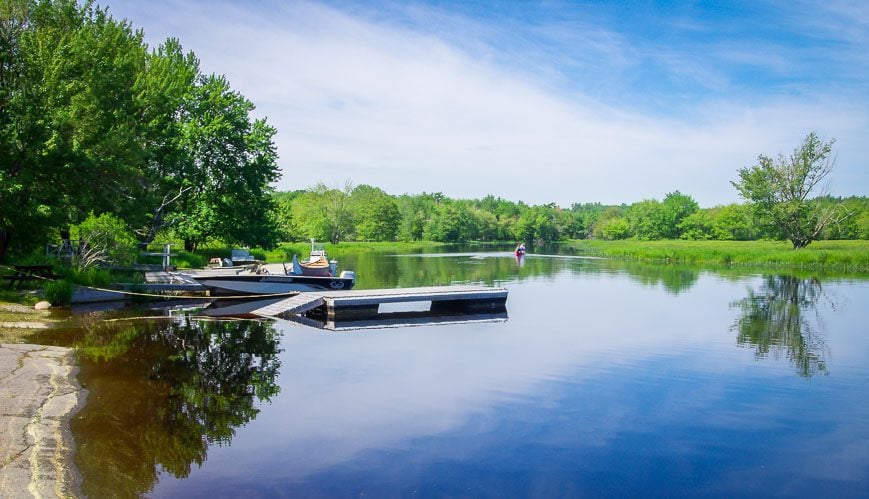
[189,242,355,295]
[190,271,355,295]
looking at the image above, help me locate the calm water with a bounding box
[34,248,869,497]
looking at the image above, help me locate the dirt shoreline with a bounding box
[0,343,86,498]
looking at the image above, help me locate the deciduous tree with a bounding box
[733,132,850,249]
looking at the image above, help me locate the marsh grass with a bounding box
[567,240,869,271]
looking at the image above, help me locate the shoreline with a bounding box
[0,343,86,498]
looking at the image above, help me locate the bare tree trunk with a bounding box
[0,228,9,262]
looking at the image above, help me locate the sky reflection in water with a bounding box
[85,253,869,497]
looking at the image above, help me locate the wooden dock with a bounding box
[252,285,508,321]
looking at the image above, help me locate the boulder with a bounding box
[34,301,51,310]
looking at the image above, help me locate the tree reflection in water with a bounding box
[71,317,281,498]
[731,275,830,377]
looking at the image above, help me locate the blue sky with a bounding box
[102,0,868,206]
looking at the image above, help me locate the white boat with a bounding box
[191,272,355,295]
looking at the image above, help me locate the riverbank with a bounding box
[0,344,85,498]
[567,239,869,272]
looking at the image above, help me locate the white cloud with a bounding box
[104,0,869,206]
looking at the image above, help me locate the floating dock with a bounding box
[251,285,508,321]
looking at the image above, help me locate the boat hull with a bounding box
[192,274,355,295]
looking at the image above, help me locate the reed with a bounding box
[567,240,869,271]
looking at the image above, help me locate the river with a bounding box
[30,247,869,497]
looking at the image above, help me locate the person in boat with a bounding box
[515,242,526,255]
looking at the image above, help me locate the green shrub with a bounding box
[44,280,72,306]
[71,213,138,269]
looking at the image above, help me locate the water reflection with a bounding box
[731,275,830,377]
[70,317,281,497]
[602,260,700,294]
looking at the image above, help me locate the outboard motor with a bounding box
[339,270,355,283]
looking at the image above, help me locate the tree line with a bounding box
[279,133,866,248]
[275,183,869,245]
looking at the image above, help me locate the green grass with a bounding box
[567,239,869,272]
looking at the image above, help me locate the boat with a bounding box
[291,242,336,276]
[190,272,356,295]
[515,243,527,256]
[189,241,355,295]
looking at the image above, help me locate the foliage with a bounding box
[289,181,354,244]
[171,75,280,250]
[43,279,72,305]
[0,0,279,260]
[349,184,400,241]
[733,132,849,249]
[424,201,474,242]
[70,212,138,269]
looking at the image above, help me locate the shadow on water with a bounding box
[66,316,281,497]
[731,275,831,378]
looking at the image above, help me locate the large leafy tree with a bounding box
[0,0,280,259]
[170,74,280,250]
[132,38,200,243]
[1,0,147,258]
[733,132,850,249]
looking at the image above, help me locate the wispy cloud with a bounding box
[103,0,869,206]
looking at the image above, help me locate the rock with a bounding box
[34,301,51,310]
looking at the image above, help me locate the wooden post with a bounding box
[163,244,171,270]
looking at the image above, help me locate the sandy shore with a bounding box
[0,344,86,498]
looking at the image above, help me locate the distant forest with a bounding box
[274,185,869,245]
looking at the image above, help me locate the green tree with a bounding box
[598,216,632,240]
[349,184,400,241]
[291,182,354,244]
[660,190,699,239]
[131,38,200,243]
[272,190,304,241]
[627,199,666,239]
[733,132,850,249]
[396,192,441,241]
[678,210,714,240]
[1,0,148,258]
[711,203,757,240]
[173,75,280,250]
[424,201,473,242]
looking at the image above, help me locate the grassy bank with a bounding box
[566,240,869,271]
